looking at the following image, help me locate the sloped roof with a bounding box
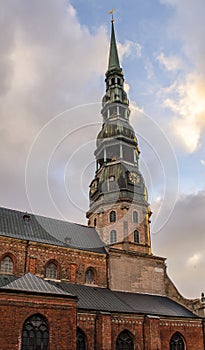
[0,273,73,297]
[113,291,194,317]
[0,274,197,318]
[0,274,17,287]
[51,281,196,318]
[0,207,106,253]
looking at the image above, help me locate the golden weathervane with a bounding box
[108,8,114,22]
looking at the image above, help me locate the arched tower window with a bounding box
[21,314,49,350]
[94,218,97,227]
[0,255,13,274]
[110,230,117,244]
[77,328,86,350]
[110,210,116,223]
[133,211,138,223]
[45,262,58,280]
[85,268,95,284]
[116,330,134,350]
[134,230,139,244]
[170,332,185,350]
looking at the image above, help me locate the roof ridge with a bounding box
[0,205,95,229]
[0,273,74,296]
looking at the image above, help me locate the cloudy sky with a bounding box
[0,0,205,298]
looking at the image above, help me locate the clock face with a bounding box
[90,180,98,196]
[128,172,140,185]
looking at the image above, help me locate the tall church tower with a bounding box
[87,21,152,255]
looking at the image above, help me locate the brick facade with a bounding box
[0,236,107,287]
[76,312,204,350]
[108,247,166,294]
[0,290,77,350]
[88,202,151,255]
[0,234,204,349]
[160,318,204,350]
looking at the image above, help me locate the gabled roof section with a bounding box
[107,21,121,72]
[51,281,197,318]
[0,273,73,296]
[0,207,106,253]
[0,274,197,318]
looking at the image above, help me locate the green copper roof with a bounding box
[108,21,121,72]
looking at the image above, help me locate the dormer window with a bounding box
[23,213,30,222]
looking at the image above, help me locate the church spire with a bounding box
[87,19,151,255]
[107,20,121,73]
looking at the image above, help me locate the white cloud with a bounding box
[160,74,205,153]
[160,0,205,75]
[201,160,205,166]
[187,253,202,268]
[152,191,205,298]
[157,1,205,153]
[173,76,205,152]
[66,3,76,17]
[144,58,154,79]
[0,0,108,216]
[156,52,182,71]
[118,40,142,62]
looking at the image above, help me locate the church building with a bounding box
[0,20,204,350]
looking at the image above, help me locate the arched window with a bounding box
[116,330,134,350]
[77,328,86,350]
[21,314,49,350]
[110,210,116,223]
[110,230,117,244]
[0,255,13,274]
[133,211,138,223]
[134,230,139,244]
[170,332,185,350]
[85,268,95,284]
[94,218,97,227]
[45,262,57,279]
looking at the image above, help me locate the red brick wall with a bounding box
[0,295,203,350]
[0,236,107,287]
[96,312,112,350]
[160,318,204,350]
[88,202,151,255]
[111,314,144,350]
[0,238,28,275]
[77,312,96,349]
[77,312,204,350]
[144,316,161,350]
[0,291,77,350]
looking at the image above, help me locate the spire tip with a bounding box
[108,8,115,22]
